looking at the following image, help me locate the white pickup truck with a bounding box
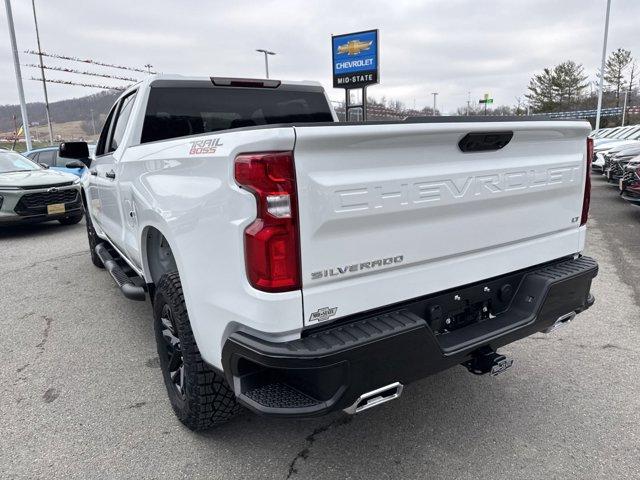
[71,75,598,430]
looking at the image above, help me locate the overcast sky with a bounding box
[1,0,639,114]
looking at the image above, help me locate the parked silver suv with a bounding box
[0,150,83,225]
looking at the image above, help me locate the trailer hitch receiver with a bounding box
[463,347,513,376]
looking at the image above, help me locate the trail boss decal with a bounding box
[309,307,338,324]
[311,255,404,280]
[189,138,223,155]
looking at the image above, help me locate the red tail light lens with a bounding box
[581,137,593,226]
[234,152,301,292]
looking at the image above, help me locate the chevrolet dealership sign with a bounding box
[332,29,379,88]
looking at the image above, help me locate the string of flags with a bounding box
[24,50,155,74]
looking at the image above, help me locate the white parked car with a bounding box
[77,74,598,430]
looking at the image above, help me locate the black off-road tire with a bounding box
[84,210,104,268]
[58,212,83,225]
[153,272,240,430]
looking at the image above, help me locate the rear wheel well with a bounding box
[145,227,178,286]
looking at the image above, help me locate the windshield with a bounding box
[623,129,640,140]
[0,151,42,173]
[619,127,640,139]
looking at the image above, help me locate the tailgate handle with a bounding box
[458,131,513,153]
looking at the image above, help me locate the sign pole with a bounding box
[344,88,350,121]
[4,0,32,151]
[363,86,367,122]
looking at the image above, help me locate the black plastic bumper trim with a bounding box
[222,256,598,417]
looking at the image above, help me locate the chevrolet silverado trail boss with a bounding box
[74,75,598,430]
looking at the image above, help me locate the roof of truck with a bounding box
[145,74,323,89]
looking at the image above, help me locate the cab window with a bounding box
[96,103,118,157]
[109,91,137,153]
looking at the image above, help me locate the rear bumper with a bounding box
[222,256,598,418]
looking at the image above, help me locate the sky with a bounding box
[1,0,639,115]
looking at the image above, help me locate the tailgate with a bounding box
[293,120,591,326]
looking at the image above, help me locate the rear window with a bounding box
[141,86,333,144]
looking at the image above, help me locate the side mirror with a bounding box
[39,163,50,169]
[65,160,86,169]
[59,141,89,160]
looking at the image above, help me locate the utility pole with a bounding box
[595,0,612,130]
[256,49,276,78]
[431,92,438,115]
[31,0,53,145]
[467,91,471,116]
[5,0,32,150]
[90,108,96,136]
[621,89,629,126]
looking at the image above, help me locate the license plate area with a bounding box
[47,203,65,215]
[410,271,527,336]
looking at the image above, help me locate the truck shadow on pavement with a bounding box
[194,362,534,479]
[0,220,85,240]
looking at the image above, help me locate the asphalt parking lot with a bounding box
[1,173,639,480]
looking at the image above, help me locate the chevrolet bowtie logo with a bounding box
[337,40,373,56]
[47,187,59,193]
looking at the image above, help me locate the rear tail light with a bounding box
[234,151,301,292]
[581,138,593,226]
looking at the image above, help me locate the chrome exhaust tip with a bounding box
[543,311,577,334]
[344,382,403,415]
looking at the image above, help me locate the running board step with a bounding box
[95,243,146,301]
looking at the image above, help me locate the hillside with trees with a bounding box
[0,90,118,135]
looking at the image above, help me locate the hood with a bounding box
[595,139,639,152]
[594,138,624,147]
[612,143,640,157]
[0,168,77,188]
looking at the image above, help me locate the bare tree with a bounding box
[604,48,633,107]
[628,62,637,105]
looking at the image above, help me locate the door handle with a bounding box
[105,170,116,179]
[90,169,97,176]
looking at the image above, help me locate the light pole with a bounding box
[5,0,32,150]
[431,92,438,115]
[595,0,612,130]
[621,90,628,126]
[31,0,54,145]
[256,49,276,78]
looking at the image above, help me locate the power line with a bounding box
[24,63,139,82]
[24,49,156,74]
[29,77,129,91]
